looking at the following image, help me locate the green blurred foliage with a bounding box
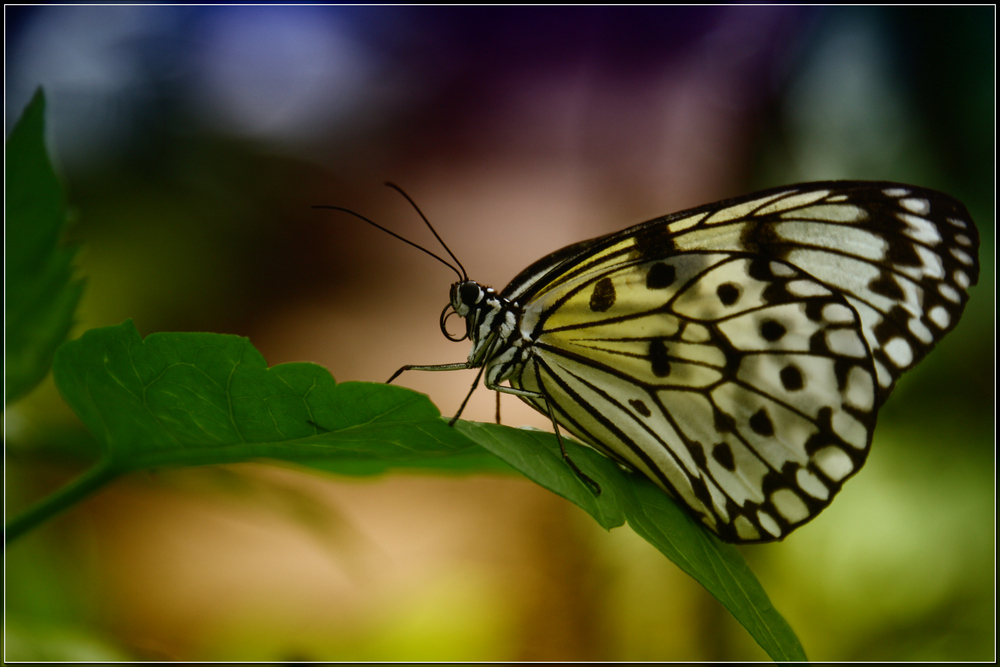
[4,90,84,404]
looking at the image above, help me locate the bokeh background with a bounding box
[5,5,993,661]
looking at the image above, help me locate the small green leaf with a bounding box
[5,89,84,404]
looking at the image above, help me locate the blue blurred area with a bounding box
[6,6,803,156]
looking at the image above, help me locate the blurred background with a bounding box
[4,5,993,661]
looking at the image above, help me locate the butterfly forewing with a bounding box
[648,182,979,402]
[497,181,977,542]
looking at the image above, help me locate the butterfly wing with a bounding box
[503,182,978,542]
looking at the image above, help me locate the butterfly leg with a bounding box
[385,360,486,424]
[387,360,598,495]
[487,381,602,496]
[448,366,486,426]
[387,361,473,384]
[544,400,602,496]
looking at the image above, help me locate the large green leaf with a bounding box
[50,320,485,471]
[459,421,805,661]
[19,319,804,660]
[5,89,84,404]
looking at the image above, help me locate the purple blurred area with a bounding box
[7,7,803,156]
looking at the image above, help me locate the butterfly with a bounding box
[322,181,979,543]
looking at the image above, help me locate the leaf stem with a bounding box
[5,459,121,547]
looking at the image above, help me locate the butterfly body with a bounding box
[413,181,978,542]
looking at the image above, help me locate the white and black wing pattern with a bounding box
[503,182,978,542]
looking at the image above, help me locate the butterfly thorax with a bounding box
[448,280,533,387]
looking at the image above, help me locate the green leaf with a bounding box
[458,421,806,662]
[31,319,805,660]
[456,422,627,529]
[50,320,484,471]
[5,89,84,404]
[625,478,805,662]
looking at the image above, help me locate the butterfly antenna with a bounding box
[384,182,468,281]
[312,205,463,282]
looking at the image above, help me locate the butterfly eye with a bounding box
[459,281,481,307]
[439,302,468,342]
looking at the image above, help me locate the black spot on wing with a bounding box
[713,406,736,433]
[884,234,922,268]
[760,319,787,342]
[747,258,775,281]
[688,474,715,512]
[713,442,736,471]
[780,364,804,391]
[761,467,791,497]
[740,218,783,257]
[689,441,707,469]
[808,330,828,355]
[871,304,911,345]
[749,408,775,436]
[589,277,616,312]
[646,262,676,289]
[833,359,856,394]
[762,280,793,304]
[633,221,677,261]
[803,407,834,456]
[717,283,741,306]
[868,272,905,301]
[649,339,672,377]
[629,398,652,417]
[804,299,825,322]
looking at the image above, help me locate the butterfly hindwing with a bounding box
[512,250,878,541]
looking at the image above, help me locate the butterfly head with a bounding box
[439,280,481,343]
[442,280,523,369]
[450,280,484,318]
